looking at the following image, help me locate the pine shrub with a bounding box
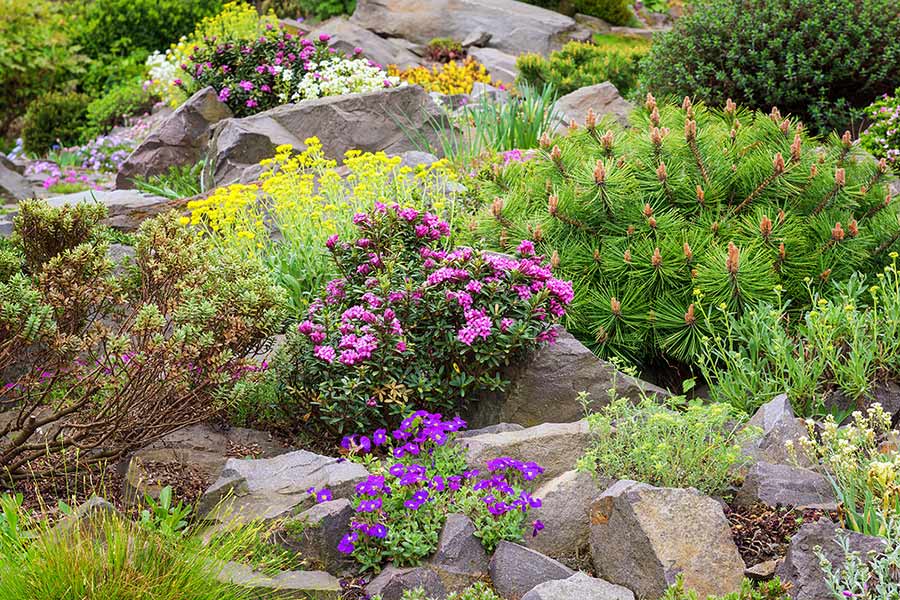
[640,0,900,135]
[22,92,89,155]
[474,96,900,365]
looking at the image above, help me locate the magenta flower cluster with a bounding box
[283,202,573,438]
[332,411,544,564]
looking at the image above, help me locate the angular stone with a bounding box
[589,481,745,599]
[554,82,633,132]
[525,470,610,559]
[734,462,837,511]
[205,85,448,186]
[198,450,369,522]
[0,162,33,201]
[462,30,492,48]
[745,559,779,581]
[776,519,885,600]
[53,496,121,537]
[41,189,172,231]
[365,566,446,600]
[216,561,341,599]
[468,327,667,428]
[468,47,519,85]
[275,499,354,573]
[351,0,578,56]
[429,514,489,592]
[459,420,591,482]
[117,86,232,189]
[308,17,421,69]
[871,380,900,419]
[522,572,635,600]
[743,394,810,466]
[574,13,613,33]
[489,540,575,599]
[457,423,525,439]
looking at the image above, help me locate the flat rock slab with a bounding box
[198,449,369,522]
[522,572,635,600]
[216,561,341,599]
[734,462,837,511]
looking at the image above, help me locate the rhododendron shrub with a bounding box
[275,204,573,437]
[327,412,544,572]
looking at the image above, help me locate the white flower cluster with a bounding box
[287,57,402,102]
[144,45,190,107]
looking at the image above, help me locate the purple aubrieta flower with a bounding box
[337,532,358,554]
[403,489,429,510]
[532,520,545,537]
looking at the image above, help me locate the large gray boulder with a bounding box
[205,85,447,186]
[776,519,886,600]
[589,481,745,599]
[458,420,591,482]
[468,327,667,428]
[734,462,837,511]
[489,541,575,599]
[522,572,635,600]
[553,82,633,132]
[742,393,810,466]
[525,470,610,559]
[308,17,420,69]
[0,161,33,201]
[468,47,519,85]
[216,561,341,599]
[197,449,369,522]
[351,0,578,56]
[117,86,232,189]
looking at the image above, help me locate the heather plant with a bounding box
[332,412,544,572]
[578,392,756,496]
[186,138,461,310]
[474,95,900,365]
[389,58,501,95]
[0,201,285,479]
[817,514,900,599]
[791,404,900,537]
[640,0,900,135]
[271,203,573,438]
[660,576,792,600]
[517,36,650,98]
[698,261,900,417]
[861,91,900,171]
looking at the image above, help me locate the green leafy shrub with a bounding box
[0,201,286,479]
[0,0,85,135]
[81,50,151,98]
[271,203,572,439]
[399,582,502,600]
[640,0,900,135]
[334,413,544,572]
[518,0,635,25]
[517,37,650,98]
[660,575,792,600]
[473,96,899,365]
[21,92,89,156]
[84,81,154,138]
[73,0,224,58]
[698,263,900,417]
[579,393,756,496]
[861,90,900,171]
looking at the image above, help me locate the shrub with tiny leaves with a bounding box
[328,412,544,573]
[473,95,900,365]
[273,203,573,439]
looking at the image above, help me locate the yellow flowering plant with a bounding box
[388,58,503,95]
[185,137,461,311]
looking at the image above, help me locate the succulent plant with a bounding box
[474,95,900,364]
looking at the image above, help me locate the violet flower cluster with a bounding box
[323,411,544,565]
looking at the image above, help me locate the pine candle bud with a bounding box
[778,242,786,261]
[651,247,662,268]
[491,197,504,218]
[593,248,601,262]
[626,225,635,235]
[648,216,657,229]
[601,130,615,152]
[760,214,773,238]
[780,119,790,136]
[820,268,832,282]
[657,162,667,182]
[550,145,562,162]
[790,134,802,162]
[726,242,740,274]
[568,119,579,133]
[533,224,543,241]
[682,96,692,111]
[711,221,720,234]
[645,92,657,112]
[545,179,552,193]
[696,185,705,206]
[643,203,654,218]
[849,219,859,237]
[610,296,622,316]
[492,164,501,177]
[499,229,508,248]
[684,303,696,325]
[725,98,736,115]
[841,130,852,148]
[650,107,661,127]
[539,132,551,149]
[832,222,845,241]
[777,209,786,224]
[585,108,597,130]
[551,250,560,268]
[685,119,697,141]
[548,194,559,216]
[594,160,606,184]
[773,152,785,175]
[624,248,632,263]
[835,168,845,187]
[769,106,782,123]
[879,158,888,173]
[650,126,669,146]
[683,242,693,261]
[810,164,818,178]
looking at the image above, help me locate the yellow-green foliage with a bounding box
[185,137,460,310]
[517,37,650,97]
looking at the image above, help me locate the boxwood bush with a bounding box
[641,0,900,135]
[22,92,89,155]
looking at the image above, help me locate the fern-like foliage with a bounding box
[474,96,900,364]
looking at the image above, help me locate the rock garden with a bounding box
[2,0,900,598]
